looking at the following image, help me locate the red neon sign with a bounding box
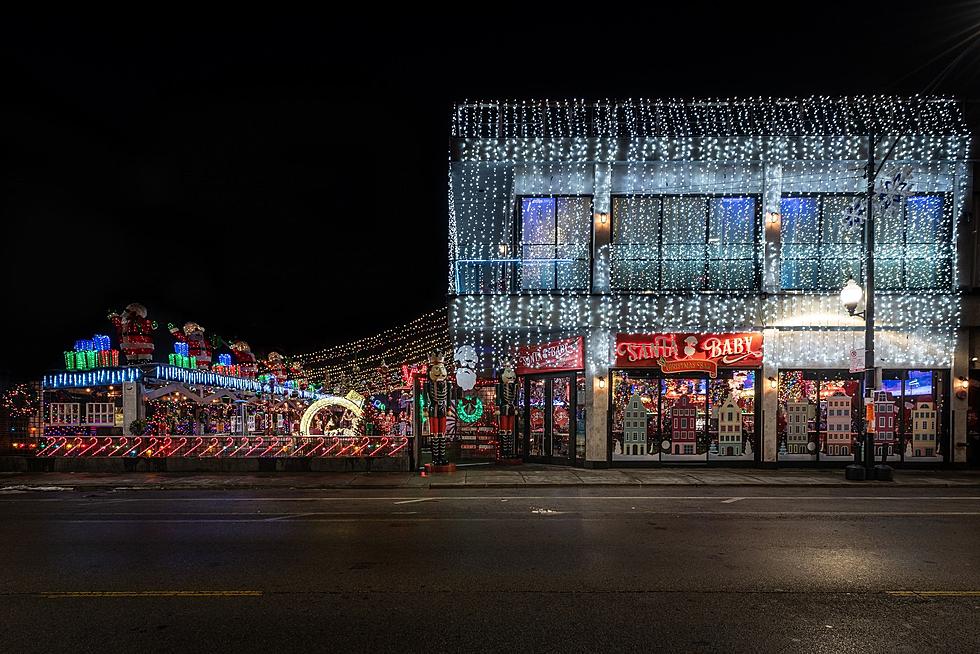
[515,337,584,375]
[615,332,763,377]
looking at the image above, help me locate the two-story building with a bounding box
[448,97,973,467]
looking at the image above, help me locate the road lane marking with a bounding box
[39,590,262,598]
[393,498,436,505]
[722,497,745,503]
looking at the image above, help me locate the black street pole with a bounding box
[863,133,877,475]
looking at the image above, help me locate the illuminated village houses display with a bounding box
[712,396,743,457]
[824,392,854,457]
[872,390,897,457]
[912,400,938,457]
[622,393,648,456]
[786,401,814,454]
[669,395,698,455]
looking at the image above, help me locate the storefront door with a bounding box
[522,373,578,466]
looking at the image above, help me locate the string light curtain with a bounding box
[448,97,971,371]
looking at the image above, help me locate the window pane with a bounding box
[521,197,555,246]
[905,196,944,243]
[556,197,591,245]
[613,197,659,245]
[822,197,861,244]
[709,197,755,244]
[663,197,706,289]
[708,197,755,290]
[779,197,818,243]
[663,197,707,244]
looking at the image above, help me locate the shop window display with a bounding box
[882,370,947,462]
[449,383,498,461]
[611,371,757,463]
[707,371,756,461]
[777,370,861,461]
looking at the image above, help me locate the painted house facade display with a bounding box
[447,97,973,467]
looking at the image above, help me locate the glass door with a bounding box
[660,377,708,462]
[527,378,546,457]
[522,374,578,465]
[551,376,571,459]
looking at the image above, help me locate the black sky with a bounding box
[2,10,978,382]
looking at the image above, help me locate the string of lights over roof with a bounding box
[295,309,451,389]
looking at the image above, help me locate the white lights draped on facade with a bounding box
[448,97,971,374]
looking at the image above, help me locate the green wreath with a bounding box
[456,397,484,423]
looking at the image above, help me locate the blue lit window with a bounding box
[780,195,863,290]
[519,197,591,291]
[876,195,949,290]
[611,195,758,291]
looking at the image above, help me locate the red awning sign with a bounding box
[615,332,763,377]
[515,337,584,375]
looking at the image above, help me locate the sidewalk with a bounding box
[2,465,979,491]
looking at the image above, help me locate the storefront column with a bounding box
[585,327,610,467]
[952,328,970,463]
[762,328,778,463]
[592,163,611,294]
[762,163,782,295]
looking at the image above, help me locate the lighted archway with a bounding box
[299,395,364,436]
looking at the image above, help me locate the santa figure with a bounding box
[168,321,212,370]
[496,357,519,458]
[423,349,453,466]
[264,352,289,385]
[229,340,258,378]
[288,360,308,390]
[108,302,155,363]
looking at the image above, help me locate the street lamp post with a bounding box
[842,131,897,482]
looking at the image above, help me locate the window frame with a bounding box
[779,191,952,292]
[609,193,762,292]
[514,194,594,294]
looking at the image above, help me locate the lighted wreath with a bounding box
[456,397,484,424]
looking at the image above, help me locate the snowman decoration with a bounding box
[454,345,478,392]
[424,350,453,465]
[496,358,519,458]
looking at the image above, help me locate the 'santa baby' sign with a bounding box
[615,333,763,377]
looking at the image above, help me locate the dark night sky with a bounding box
[2,10,978,382]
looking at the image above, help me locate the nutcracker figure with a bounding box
[108,302,155,363]
[496,358,519,458]
[423,349,452,465]
[168,321,212,370]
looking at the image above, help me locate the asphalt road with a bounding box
[1,487,978,653]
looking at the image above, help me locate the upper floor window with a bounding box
[780,195,862,290]
[520,196,591,292]
[780,194,950,291]
[611,195,758,291]
[875,195,950,290]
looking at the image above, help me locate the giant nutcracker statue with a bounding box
[423,349,453,466]
[496,358,519,459]
[168,321,212,370]
[108,302,156,363]
[229,340,258,378]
